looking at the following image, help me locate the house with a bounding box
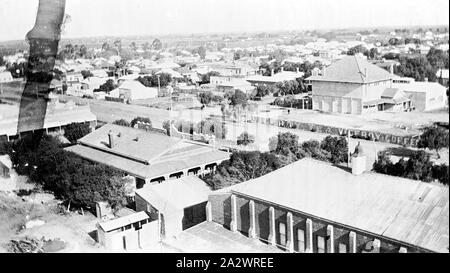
[91,69,109,78]
[135,176,211,239]
[206,158,449,253]
[209,76,255,94]
[65,71,84,96]
[65,123,230,189]
[0,71,13,83]
[108,80,158,102]
[0,98,97,142]
[306,55,408,114]
[392,80,448,111]
[0,154,12,178]
[81,77,112,96]
[96,211,159,251]
[436,69,449,87]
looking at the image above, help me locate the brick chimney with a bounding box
[351,142,366,175]
[108,130,115,148]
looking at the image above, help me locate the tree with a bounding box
[197,119,227,139]
[151,39,163,51]
[199,91,214,105]
[194,46,206,59]
[137,73,172,88]
[95,79,117,92]
[130,42,137,51]
[273,132,299,156]
[426,48,449,69]
[320,136,348,164]
[392,55,437,82]
[130,117,152,128]
[200,71,220,84]
[237,132,255,146]
[203,151,282,190]
[404,150,434,182]
[432,164,449,185]
[8,135,127,210]
[228,89,248,108]
[373,151,394,174]
[417,126,449,158]
[347,45,369,56]
[113,119,131,127]
[64,122,91,143]
[81,70,93,79]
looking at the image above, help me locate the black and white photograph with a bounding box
[0,0,448,263]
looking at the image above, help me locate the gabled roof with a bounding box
[227,158,449,253]
[306,55,397,84]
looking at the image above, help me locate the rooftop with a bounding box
[65,124,230,179]
[393,81,447,93]
[136,176,211,212]
[228,158,449,253]
[163,221,283,253]
[98,211,149,232]
[306,55,397,84]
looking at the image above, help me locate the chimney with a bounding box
[424,77,428,82]
[351,142,366,175]
[389,64,394,75]
[271,69,275,76]
[296,67,299,73]
[281,66,284,72]
[108,130,115,148]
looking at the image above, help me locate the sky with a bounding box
[0,0,449,41]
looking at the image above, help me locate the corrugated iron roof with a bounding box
[65,124,230,179]
[229,158,449,253]
[98,211,149,232]
[306,55,397,84]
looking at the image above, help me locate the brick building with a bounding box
[306,55,412,114]
[206,158,449,253]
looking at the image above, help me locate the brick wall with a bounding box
[209,193,232,228]
[229,193,425,253]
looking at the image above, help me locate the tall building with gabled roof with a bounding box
[306,55,412,114]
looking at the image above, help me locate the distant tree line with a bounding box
[383,48,449,82]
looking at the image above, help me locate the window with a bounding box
[297,229,305,252]
[339,243,347,253]
[279,222,286,246]
[317,236,325,253]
